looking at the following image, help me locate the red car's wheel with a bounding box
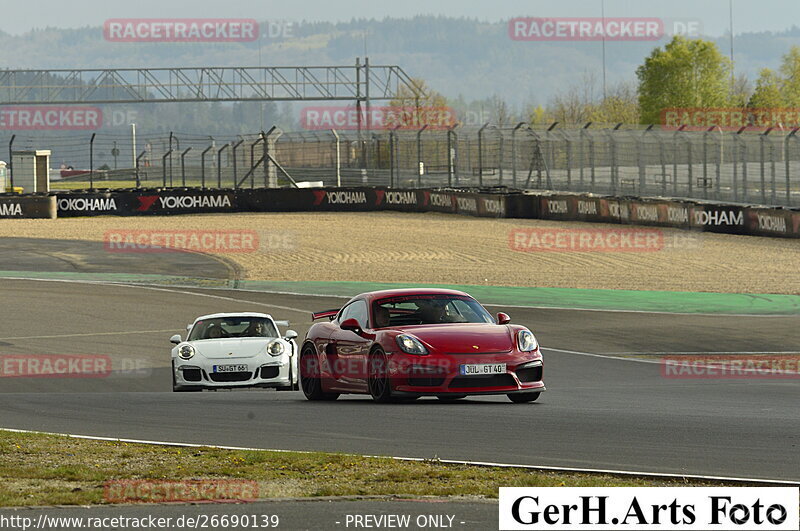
[368,348,393,403]
[300,345,339,401]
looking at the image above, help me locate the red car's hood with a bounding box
[396,323,514,353]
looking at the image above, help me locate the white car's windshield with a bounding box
[188,317,277,341]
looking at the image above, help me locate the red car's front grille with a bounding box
[449,374,516,388]
[408,376,446,387]
[446,350,513,355]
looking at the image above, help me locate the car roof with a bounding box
[193,312,274,322]
[361,288,471,301]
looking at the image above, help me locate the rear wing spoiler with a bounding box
[312,309,339,321]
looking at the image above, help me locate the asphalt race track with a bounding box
[0,239,798,485]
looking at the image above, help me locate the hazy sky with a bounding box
[4,0,800,36]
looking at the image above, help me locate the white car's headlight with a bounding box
[396,334,428,355]
[267,340,285,357]
[517,330,538,352]
[178,344,195,360]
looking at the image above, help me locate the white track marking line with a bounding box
[544,347,662,364]
[484,303,790,317]
[2,276,794,318]
[0,427,795,486]
[545,347,800,375]
[0,276,313,315]
[602,351,800,355]
[0,330,177,341]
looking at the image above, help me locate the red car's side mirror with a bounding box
[497,312,511,325]
[340,318,362,333]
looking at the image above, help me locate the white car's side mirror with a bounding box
[170,334,182,345]
[284,330,298,341]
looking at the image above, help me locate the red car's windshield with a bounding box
[372,294,494,328]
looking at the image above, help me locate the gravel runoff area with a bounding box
[0,211,798,294]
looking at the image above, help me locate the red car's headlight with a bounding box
[517,330,538,352]
[396,334,429,355]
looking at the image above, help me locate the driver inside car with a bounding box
[373,305,391,328]
[417,300,450,324]
[244,320,267,337]
[206,324,222,339]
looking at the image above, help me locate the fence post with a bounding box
[230,139,243,189]
[162,149,172,188]
[498,127,505,185]
[686,132,693,198]
[702,128,710,199]
[168,132,173,187]
[732,128,742,202]
[580,123,591,190]
[587,125,595,192]
[786,129,799,206]
[714,126,723,200]
[180,147,192,187]
[264,127,281,188]
[200,145,213,189]
[447,124,459,187]
[330,129,341,187]
[657,128,667,196]
[478,123,488,187]
[769,130,778,205]
[607,129,616,195]
[563,130,572,190]
[511,122,527,189]
[672,125,684,197]
[639,125,653,195]
[248,135,265,188]
[89,133,96,189]
[135,150,146,188]
[8,135,15,190]
[388,128,396,188]
[216,143,229,189]
[760,129,771,204]
[417,124,429,188]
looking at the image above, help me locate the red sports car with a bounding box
[299,288,545,403]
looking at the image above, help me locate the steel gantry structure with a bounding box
[0,59,421,105]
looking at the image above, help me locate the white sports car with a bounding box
[170,312,299,392]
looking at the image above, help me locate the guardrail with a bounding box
[43,186,799,239]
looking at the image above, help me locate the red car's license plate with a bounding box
[459,363,506,376]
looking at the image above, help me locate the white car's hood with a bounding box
[191,338,271,359]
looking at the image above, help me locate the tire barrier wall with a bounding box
[0,194,56,219]
[30,187,800,239]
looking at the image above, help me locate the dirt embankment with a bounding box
[1,212,798,294]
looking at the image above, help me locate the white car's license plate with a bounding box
[212,364,248,373]
[459,363,506,376]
